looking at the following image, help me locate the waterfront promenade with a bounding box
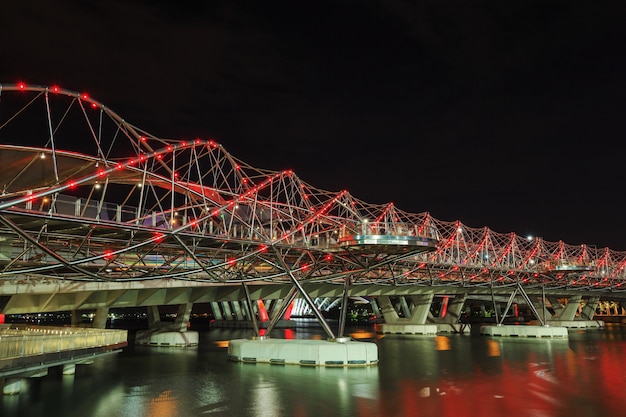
[0,325,127,394]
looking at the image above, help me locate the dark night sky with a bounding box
[2,1,626,249]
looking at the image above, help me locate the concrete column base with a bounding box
[480,324,568,338]
[377,323,438,335]
[434,323,471,334]
[540,320,604,328]
[135,330,199,347]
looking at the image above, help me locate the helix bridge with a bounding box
[0,83,624,334]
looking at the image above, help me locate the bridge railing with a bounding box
[0,326,127,360]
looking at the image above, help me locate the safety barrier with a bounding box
[0,325,127,360]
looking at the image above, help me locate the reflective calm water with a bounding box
[2,322,626,417]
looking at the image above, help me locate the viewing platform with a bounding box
[0,325,127,394]
[338,233,438,254]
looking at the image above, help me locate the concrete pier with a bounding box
[135,303,199,347]
[540,320,604,329]
[135,329,199,347]
[227,337,378,367]
[377,323,438,335]
[480,324,568,338]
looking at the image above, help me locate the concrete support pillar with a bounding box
[438,296,449,319]
[221,302,233,320]
[554,295,581,321]
[62,364,76,375]
[580,297,600,320]
[377,296,400,324]
[147,306,161,328]
[231,301,245,321]
[530,297,551,321]
[3,378,22,395]
[433,294,467,324]
[408,294,435,324]
[173,303,193,331]
[71,309,81,327]
[210,302,223,320]
[370,298,382,319]
[377,292,438,335]
[92,307,109,329]
[399,296,411,318]
[136,304,200,347]
[547,297,565,319]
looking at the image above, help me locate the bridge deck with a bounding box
[0,325,127,378]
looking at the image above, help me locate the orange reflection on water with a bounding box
[148,390,177,417]
[435,336,451,351]
[486,339,500,356]
[350,330,383,340]
[213,340,229,348]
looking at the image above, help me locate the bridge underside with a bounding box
[0,278,618,315]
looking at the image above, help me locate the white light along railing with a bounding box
[0,326,127,360]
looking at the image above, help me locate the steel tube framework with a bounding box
[0,82,624,317]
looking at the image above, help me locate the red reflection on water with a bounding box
[371,339,626,417]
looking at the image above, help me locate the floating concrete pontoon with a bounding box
[377,323,438,335]
[533,320,604,329]
[227,337,378,366]
[480,324,568,338]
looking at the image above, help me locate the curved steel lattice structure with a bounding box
[0,83,624,295]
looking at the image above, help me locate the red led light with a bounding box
[91,102,98,109]
[116,163,123,170]
[140,136,146,142]
[104,250,114,260]
[82,93,89,100]
[51,85,60,93]
[18,82,26,90]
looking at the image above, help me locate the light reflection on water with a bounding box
[2,323,626,417]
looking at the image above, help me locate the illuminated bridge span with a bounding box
[0,84,624,340]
